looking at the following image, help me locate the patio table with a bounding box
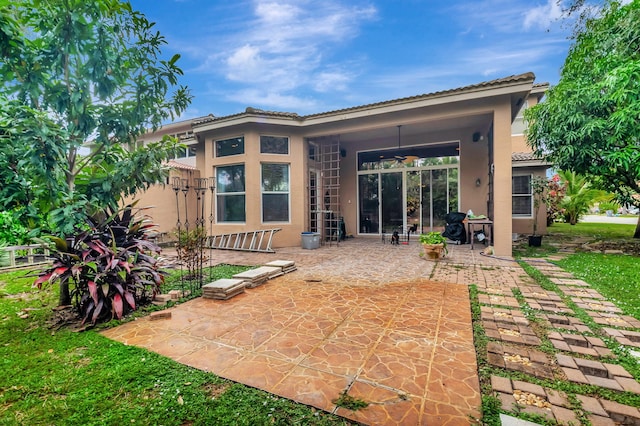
[467,218,493,250]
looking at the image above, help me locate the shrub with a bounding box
[34,205,164,325]
[174,226,207,279]
[546,174,566,225]
[0,211,29,245]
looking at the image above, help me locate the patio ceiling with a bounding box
[341,113,491,142]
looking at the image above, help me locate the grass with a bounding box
[555,253,640,320]
[332,392,369,411]
[162,264,253,292]
[545,221,637,240]
[0,268,355,426]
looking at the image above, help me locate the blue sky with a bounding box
[130,0,573,120]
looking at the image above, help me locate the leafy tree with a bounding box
[525,0,640,238]
[0,0,191,238]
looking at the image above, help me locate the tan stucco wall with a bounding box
[199,127,307,248]
[338,146,358,237]
[459,129,490,218]
[492,100,514,256]
[512,92,543,153]
[512,167,548,237]
[511,134,529,153]
[511,91,548,239]
[123,167,200,238]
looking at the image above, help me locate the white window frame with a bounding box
[216,164,246,223]
[512,174,533,218]
[261,163,290,223]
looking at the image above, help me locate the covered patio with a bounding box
[102,239,525,425]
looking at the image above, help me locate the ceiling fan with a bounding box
[394,125,418,164]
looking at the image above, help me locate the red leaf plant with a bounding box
[34,204,164,325]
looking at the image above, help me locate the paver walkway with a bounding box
[102,239,640,425]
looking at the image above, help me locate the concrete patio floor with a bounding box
[102,238,526,425]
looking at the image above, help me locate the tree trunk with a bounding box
[634,215,640,239]
[59,281,71,306]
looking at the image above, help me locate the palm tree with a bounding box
[558,171,607,225]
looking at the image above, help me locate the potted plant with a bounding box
[529,176,547,247]
[419,232,448,259]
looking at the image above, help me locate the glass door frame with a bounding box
[356,164,459,235]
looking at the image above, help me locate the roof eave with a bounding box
[192,72,536,132]
[512,159,551,168]
[193,114,304,133]
[305,81,534,126]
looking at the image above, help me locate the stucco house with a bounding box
[135,72,549,256]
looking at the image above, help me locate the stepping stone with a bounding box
[202,278,246,300]
[233,266,282,288]
[264,259,297,274]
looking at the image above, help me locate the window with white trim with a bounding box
[512,174,533,217]
[216,164,245,222]
[261,163,289,222]
[175,145,196,159]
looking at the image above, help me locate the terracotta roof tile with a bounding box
[512,152,543,162]
[166,160,197,171]
[192,107,301,126]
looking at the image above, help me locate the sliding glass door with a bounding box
[358,166,458,235]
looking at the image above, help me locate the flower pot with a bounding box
[528,235,543,247]
[422,243,445,259]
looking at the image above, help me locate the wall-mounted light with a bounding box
[475,178,482,187]
[472,132,484,142]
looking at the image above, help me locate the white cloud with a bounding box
[164,0,571,117]
[255,1,300,23]
[207,0,377,109]
[226,45,263,81]
[313,70,352,92]
[523,0,564,30]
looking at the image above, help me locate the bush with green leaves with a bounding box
[546,174,566,226]
[0,211,29,246]
[34,205,164,325]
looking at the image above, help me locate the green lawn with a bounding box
[0,269,354,426]
[547,221,638,240]
[555,253,640,320]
